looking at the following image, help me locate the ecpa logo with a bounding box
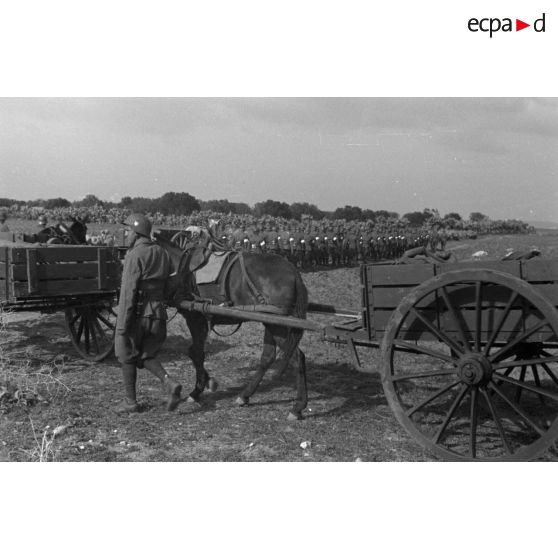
[468,13,546,37]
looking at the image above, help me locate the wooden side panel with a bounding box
[12,278,120,298]
[370,286,437,308]
[8,246,117,264]
[437,260,522,276]
[2,245,120,301]
[0,247,7,279]
[362,258,558,342]
[26,249,39,294]
[367,263,435,286]
[522,259,558,282]
[10,262,120,281]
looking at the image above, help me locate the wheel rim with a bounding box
[65,302,117,361]
[381,269,558,461]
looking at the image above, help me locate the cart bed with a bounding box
[1,245,121,305]
[362,259,558,342]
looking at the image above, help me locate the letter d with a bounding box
[534,13,545,32]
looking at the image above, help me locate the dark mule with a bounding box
[156,233,310,420]
[39,219,88,245]
[69,217,88,244]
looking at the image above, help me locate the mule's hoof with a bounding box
[287,411,303,421]
[236,396,249,407]
[207,378,219,392]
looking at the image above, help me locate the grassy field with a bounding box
[1,228,558,462]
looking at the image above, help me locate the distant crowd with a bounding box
[0,203,535,269]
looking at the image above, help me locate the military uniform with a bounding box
[115,214,182,413]
[0,212,8,232]
[115,236,170,367]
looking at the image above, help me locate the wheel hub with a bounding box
[458,354,493,386]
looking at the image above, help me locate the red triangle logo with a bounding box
[516,19,530,31]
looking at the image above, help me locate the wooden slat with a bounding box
[12,277,119,298]
[440,308,525,335]
[8,246,119,264]
[0,248,7,284]
[370,286,436,309]
[97,248,107,289]
[522,259,558,282]
[368,309,394,333]
[436,260,522,276]
[442,284,515,307]
[10,261,120,281]
[26,249,39,294]
[4,247,9,300]
[368,263,435,286]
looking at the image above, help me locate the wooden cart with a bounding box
[320,259,558,461]
[1,245,121,361]
[178,257,558,461]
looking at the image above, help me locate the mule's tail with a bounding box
[270,268,308,379]
[292,269,308,319]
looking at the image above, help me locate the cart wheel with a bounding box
[65,302,117,361]
[381,269,558,461]
[171,231,190,250]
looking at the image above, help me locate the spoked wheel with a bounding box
[171,231,190,250]
[381,269,558,461]
[46,237,63,244]
[65,301,118,361]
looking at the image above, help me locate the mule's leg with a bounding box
[235,326,277,406]
[288,349,307,420]
[183,311,214,403]
[268,327,308,420]
[261,327,307,420]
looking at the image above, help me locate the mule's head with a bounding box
[69,218,88,244]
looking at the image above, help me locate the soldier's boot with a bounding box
[143,358,182,412]
[115,364,140,413]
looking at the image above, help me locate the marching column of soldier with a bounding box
[208,218,439,270]
[0,205,447,270]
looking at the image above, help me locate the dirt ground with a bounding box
[1,230,558,461]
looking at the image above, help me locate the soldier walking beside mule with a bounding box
[114,213,182,413]
[0,210,9,232]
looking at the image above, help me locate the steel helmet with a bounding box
[38,215,47,226]
[124,213,152,237]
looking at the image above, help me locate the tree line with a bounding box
[0,192,510,227]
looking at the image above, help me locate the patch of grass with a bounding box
[0,308,72,411]
[21,419,57,462]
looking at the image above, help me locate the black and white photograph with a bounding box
[1,2,557,557]
[2,97,557,463]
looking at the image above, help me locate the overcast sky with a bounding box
[0,97,556,222]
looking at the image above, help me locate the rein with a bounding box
[210,322,242,337]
